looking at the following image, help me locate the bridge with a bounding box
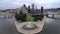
[0,12,60,18]
[46,12,60,18]
[29,12,60,18]
[0,12,14,18]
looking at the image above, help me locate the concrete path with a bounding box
[13,16,46,34]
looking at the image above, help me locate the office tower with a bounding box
[41,7,43,13]
[32,4,34,12]
[28,5,30,13]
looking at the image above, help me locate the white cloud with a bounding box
[0,0,60,9]
[34,0,60,9]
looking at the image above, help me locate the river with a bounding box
[0,15,60,34]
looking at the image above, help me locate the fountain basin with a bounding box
[22,23,37,30]
[13,16,46,34]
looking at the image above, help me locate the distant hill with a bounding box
[44,8,60,12]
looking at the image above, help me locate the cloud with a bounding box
[34,0,60,9]
[0,0,60,9]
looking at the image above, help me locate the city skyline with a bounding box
[0,0,60,10]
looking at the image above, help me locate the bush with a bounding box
[32,14,44,21]
[15,12,26,22]
[37,14,44,21]
[15,12,20,21]
[32,15,37,21]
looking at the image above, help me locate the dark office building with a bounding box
[32,4,34,12]
[28,5,30,13]
[41,7,43,13]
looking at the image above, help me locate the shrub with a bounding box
[15,12,20,21]
[15,12,26,22]
[32,14,44,21]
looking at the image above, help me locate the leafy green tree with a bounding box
[15,10,26,22]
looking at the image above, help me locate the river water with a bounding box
[0,15,60,34]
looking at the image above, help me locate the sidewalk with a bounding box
[13,16,46,34]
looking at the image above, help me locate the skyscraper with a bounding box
[28,5,30,13]
[32,4,34,12]
[41,7,43,13]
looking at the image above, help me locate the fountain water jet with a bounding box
[22,22,37,30]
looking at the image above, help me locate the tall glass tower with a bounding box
[41,7,43,13]
[32,4,34,13]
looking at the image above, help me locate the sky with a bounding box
[0,0,60,10]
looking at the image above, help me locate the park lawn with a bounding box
[26,15,35,22]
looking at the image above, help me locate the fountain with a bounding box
[13,16,46,34]
[22,22,37,30]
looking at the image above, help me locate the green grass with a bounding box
[26,15,35,22]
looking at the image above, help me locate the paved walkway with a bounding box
[13,16,46,34]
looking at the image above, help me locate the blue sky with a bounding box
[0,0,60,10]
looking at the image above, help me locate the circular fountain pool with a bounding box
[22,22,37,30]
